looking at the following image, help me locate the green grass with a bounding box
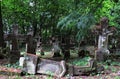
[114,76,120,79]
[111,61,120,66]
[68,56,91,66]
[4,61,21,69]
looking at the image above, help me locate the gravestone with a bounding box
[37,59,66,77]
[4,25,39,63]
[11,24,19,51]
[51,37,61,57]
[19,53,66,77]
[52,41,61,57]
[19,53,104,77]
[9,24,20,63]
[96,17,113,61]
[68,57,104,76]
[20,53,38,74]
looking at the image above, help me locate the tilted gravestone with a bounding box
[20,53,38,74]
[37,59,66,77]
[19,53,66,77]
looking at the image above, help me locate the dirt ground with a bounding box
[0,59,120,79]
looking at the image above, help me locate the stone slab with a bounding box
[19,53,38,74]
[37,59,66,77]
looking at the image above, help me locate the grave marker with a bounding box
[9,24,20,63]
[96,17,113,61]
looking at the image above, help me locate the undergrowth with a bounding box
[68,56,91,66]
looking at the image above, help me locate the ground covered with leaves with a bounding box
[0,57,120,79]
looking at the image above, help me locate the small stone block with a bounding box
[19,53,38,74]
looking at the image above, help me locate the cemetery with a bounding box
[0,0,120,79]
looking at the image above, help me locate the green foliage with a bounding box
[111,0,120,36]
[105,59,120,66]
[111,61,120,66]
[1,0,120,43]
[4,61,20,69]
[114,76,120,79]
[57,11,96,41]
[98,60,120,72]
[57,0,105,41]
[0,47,10,58]
[69,56,91,66]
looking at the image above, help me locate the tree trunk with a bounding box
[0,1,5,58]
[33,21,37,37]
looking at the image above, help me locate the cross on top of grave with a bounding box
[96,17,114,61]
[98,17,113,49]
[4,24,38,63]
[7,24,20,63]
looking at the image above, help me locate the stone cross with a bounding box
[98,17,113,53]
[11,24,19,51]
[3,24,20,63]
[8,24,20,63]
[98,31,112,53]
[4,25,38,63]
[96,17,113,61]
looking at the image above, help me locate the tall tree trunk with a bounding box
[0,1,5,58]
[33,0,37,37]
[0,1,4,48]
[33,21,37,36]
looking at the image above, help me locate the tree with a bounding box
[0,1,4,47]
[0,0,5,58]
[1,0,118,43]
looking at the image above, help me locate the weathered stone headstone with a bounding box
[19,53,66,77]
[52,41,61,57]
[4,25,39,63]
[9,24,20,63]
[51,37,61,57]
[19,53,104,77]
[37,59,66,77]
[96,17,113,61]
[19,53,38,74]
[68,58,98,76]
